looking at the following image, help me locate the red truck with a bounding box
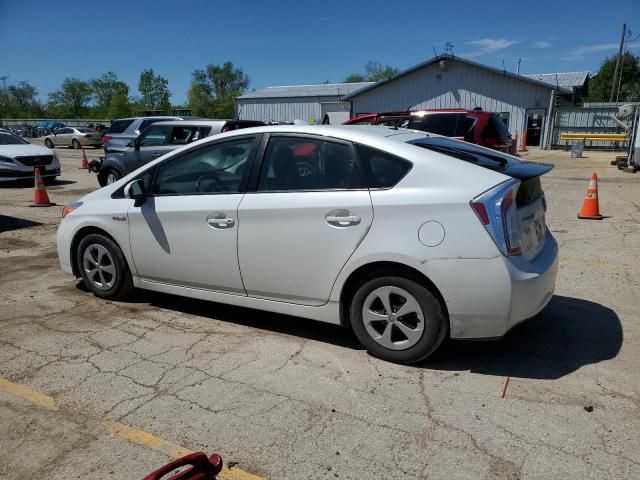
[344,108,513,152]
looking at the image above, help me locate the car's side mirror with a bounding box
[124,178,146,206]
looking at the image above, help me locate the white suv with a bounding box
[57,125,558,363]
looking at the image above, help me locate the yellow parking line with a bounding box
[105,421,194,459]
[0,377,58,411]
[0,377,264,480]
[560,258,640,270]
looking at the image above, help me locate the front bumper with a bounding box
[420,232,559,339]
[0,167,61,181]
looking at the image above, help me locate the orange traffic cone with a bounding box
[577,173,603,220]
[520,129,528,152]
[31,167,55,207]
[80,148,89,169]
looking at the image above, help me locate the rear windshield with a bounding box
[483,115,512,144]
[408,113,468,137]
[408,136,509,167]
[0,132,28,145]
[106,119,134,134]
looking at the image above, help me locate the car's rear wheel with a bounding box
[77,234,133,299]
[72,139,81,149]
[349,276,447,364]
[44,138,54,148]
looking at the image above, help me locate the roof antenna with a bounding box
[433,46,438,58]
[502,59,506,73]
[445,42,454,56]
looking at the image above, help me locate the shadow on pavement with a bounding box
[98,286,622,378]
[0,215,43,233]
[424,295,623,379]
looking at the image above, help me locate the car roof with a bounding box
[151,120,233,127]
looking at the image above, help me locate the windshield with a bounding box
[106,119,134,134]
[0,132,29,145]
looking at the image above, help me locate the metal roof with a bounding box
[523,71,589,89]
[236,82,374,100]
[343,54,569,100]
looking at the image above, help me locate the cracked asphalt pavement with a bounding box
[1,143,639,479]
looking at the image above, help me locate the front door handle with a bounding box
[325,210,361,227]
[206,212,235,229]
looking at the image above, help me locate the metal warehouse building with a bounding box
[236,82,373,125]
[343,55,579,148]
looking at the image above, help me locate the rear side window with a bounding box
[258,137,363,191]
[106,119,134,134]
[408,113,467,137]
[354,144,412,189]
[483,115,512,144]
[139,125,170,146]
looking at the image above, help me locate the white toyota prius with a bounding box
[57,125,558,363]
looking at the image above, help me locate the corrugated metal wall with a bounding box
[236,96,350,123]
[551,104,630,148]
[350,61,554,140]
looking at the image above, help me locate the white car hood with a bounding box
[0,144,54,157]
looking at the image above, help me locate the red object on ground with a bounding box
[143,452,223,480]
[31,167,54,207]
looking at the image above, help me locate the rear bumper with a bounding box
[421,232,558,339]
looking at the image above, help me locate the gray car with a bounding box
[96,119,264,185]
[102,116,187,153]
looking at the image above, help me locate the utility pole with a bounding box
[516,59,521,75]
[610,23,626,102]
[0,76,8,90]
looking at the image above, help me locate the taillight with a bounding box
[103,135,112,143]
[470,179,522,256]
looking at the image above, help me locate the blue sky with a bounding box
[1,0,639,105]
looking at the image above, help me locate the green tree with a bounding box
[48,78,93,117]
[108,91,132,118]
[587,52,640,102]
[0,81,43,117]
[138,69,170,111]
[343,61,401,83]
[90,72,129,113]
[187,61,249,118]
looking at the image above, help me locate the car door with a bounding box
[124,124,172,172]
[127,135,261,293]
[56,128,71,146]
[237,134,373,306]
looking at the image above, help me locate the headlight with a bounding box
[61,201,83,218]
[0,155,15,164]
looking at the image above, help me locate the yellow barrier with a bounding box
[560,133,628,141]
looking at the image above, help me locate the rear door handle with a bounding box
[206,212,235,229]
[325,210,361,227]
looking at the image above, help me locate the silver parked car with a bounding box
[44,127,103,149]
[57,125,558,364]
[96,119,264,186]
[0,129,61,183]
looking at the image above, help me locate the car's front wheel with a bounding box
[76,234,133,299]
[98,168,122,186]
[72,139,81,149]
[349,276,447,364]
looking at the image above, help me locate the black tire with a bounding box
[72,139,81,149]
[76,233,133,300]
[349,275,447,364]
[98,168,122,186]
[44,138,54,148]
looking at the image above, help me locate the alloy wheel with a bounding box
[82,244,117,291]
[362,286,425,350]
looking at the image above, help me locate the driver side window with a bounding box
[152,136,257,196]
